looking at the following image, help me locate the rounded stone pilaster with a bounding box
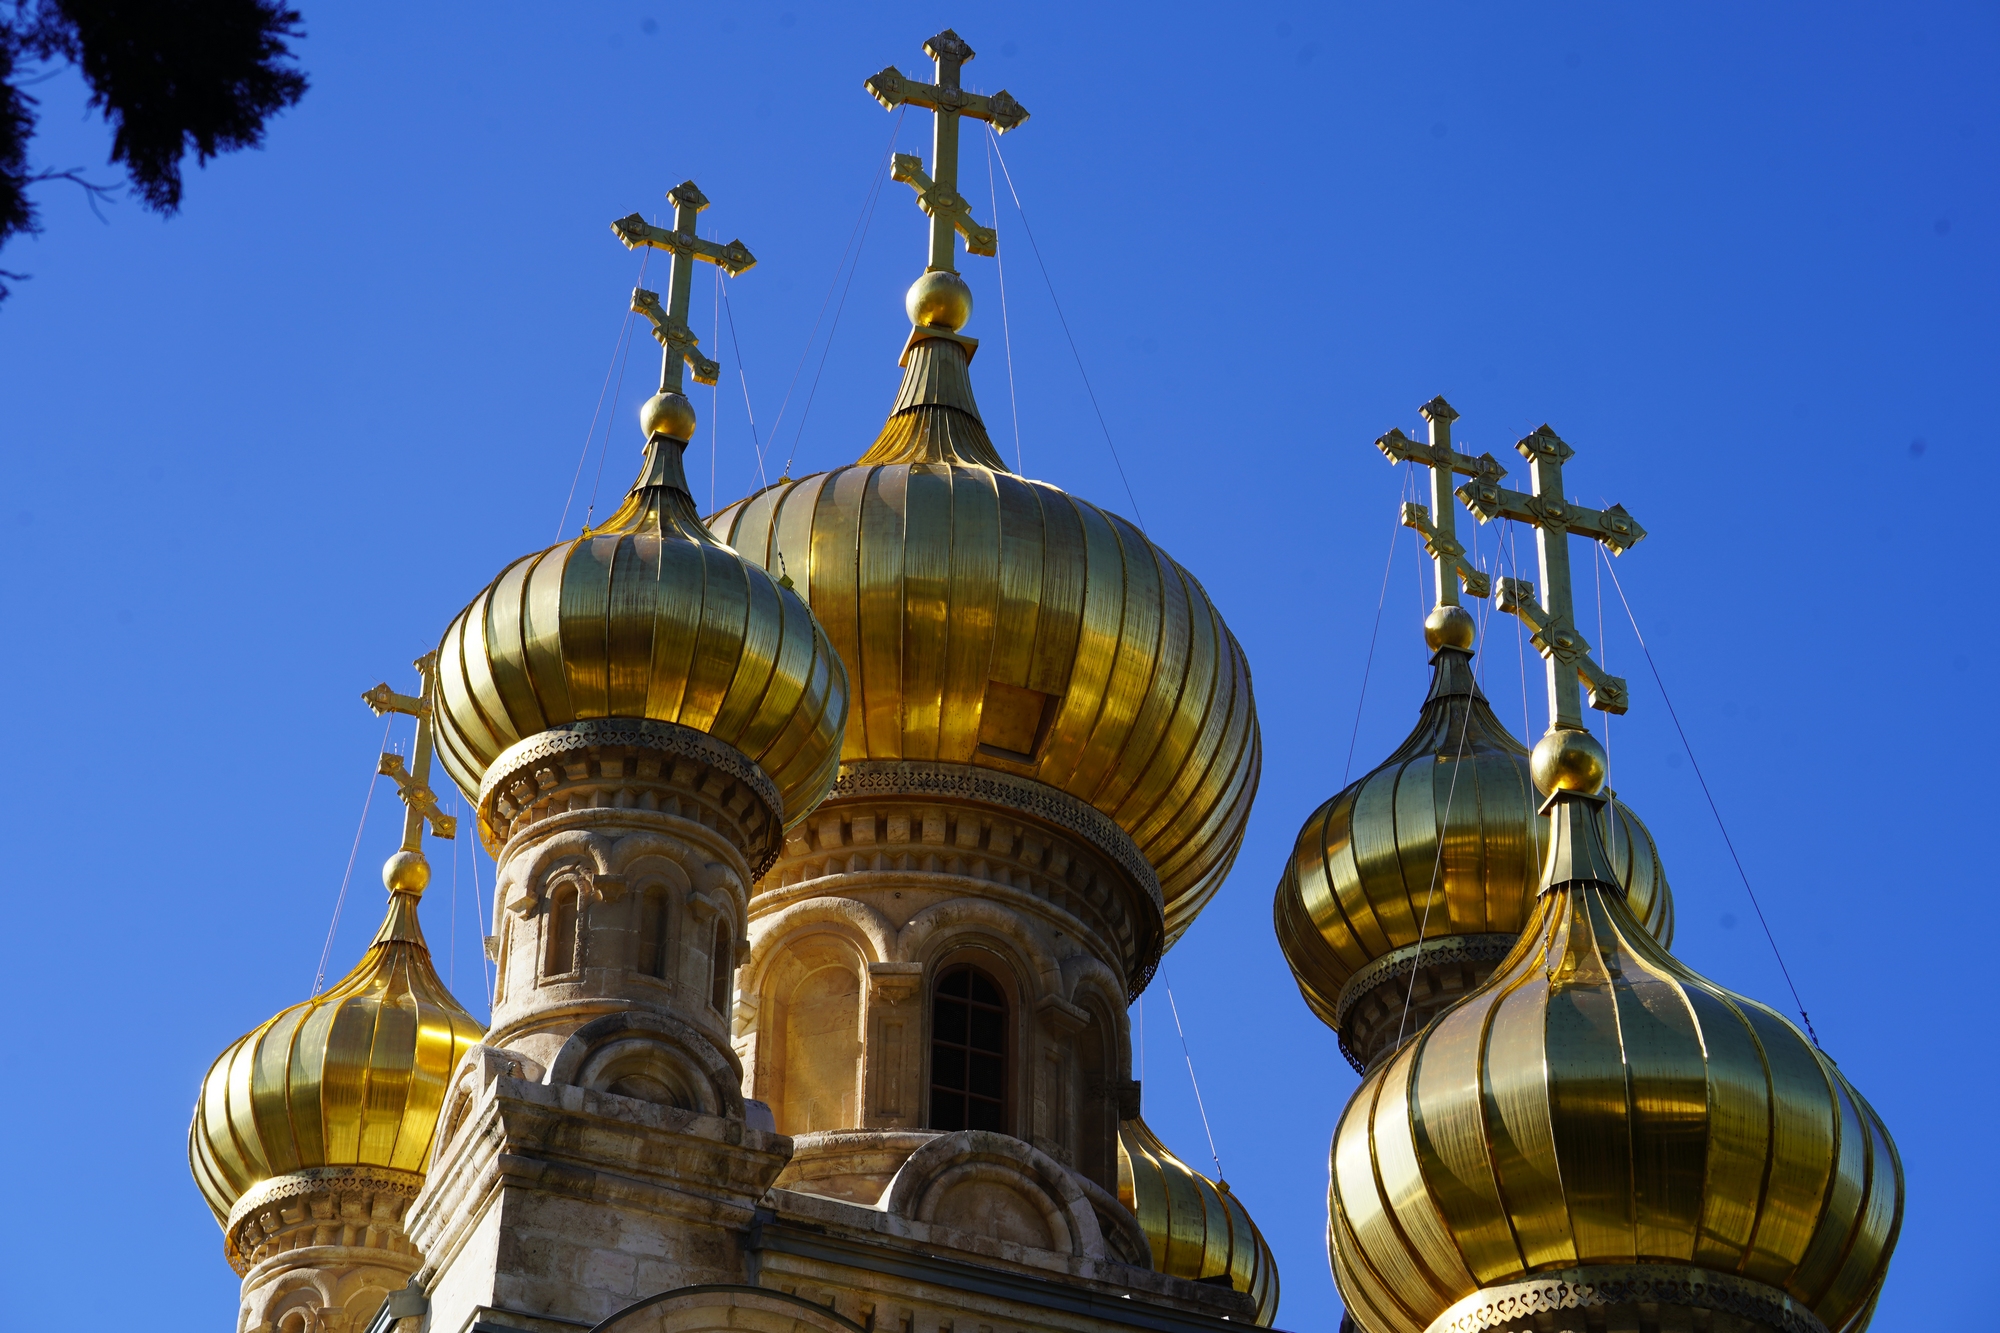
[482,720,773,1086]
[740,761,1155,1195]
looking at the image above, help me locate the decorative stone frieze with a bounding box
[226,1166,426,1333]
[479,720,784,878]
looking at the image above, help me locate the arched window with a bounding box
[929,965,1006,1132]
[545,885,581,977]
[637,886,671,980]
[710,918,733,1012]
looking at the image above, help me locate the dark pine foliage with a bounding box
[0,0,307,298]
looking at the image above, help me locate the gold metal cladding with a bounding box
[188,889,484,1227]
[1452,422,1645,732]
[1325,797,1901,1333]
[431,418,850,843]
[1118,1115,1280,1326]
[865,29,1028,272]
[1272,645,1672,1043]
[710,462,1261,948]
[612,180,753,400]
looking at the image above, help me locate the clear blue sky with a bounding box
[1,3,1991,1328]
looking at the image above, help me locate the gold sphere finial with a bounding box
[639,390,698,443]
[1531,727,1608,796]
[906,270,973,331]
[382,850,430,895]
[1424,604,1476,652]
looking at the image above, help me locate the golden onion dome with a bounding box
[188,861,483,1244]
[1274,635,1672,1064]
[1118,1115,1279,1325]
[710,333,1259,940]
[431,422,849,842]
[1328,790,1900,1333]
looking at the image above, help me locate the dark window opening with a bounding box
[638,888,670,980]
[710,918,732,1012]
[546,886,581,977]
[929,964,1007,1132]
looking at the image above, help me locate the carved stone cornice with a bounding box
[223,1165,425,1277]
[478,718,784,877]
[764,761,1165,998]
[828,762,1160,913]
[1426,1265,1831,1333]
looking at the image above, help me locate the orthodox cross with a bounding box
[865,30,1029,272]
[1456,424,1647,730]
[362,652,458,853]
[1375,396,1506,606]
[611,181,756,395]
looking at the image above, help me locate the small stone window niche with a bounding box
[710,918,733,1013]
[929,965,1008,1132]
[544,885,582,978]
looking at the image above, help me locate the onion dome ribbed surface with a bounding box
[1274,644,1671,1031]
[432,432,849,834]
[709,336,1260,941]
[188,888,483,1225]
[1118,1115,1280,1325]
[1328,795,1899,1333]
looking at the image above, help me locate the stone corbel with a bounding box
[868,961,925,1004]
[1036,994,1091,1037]
[476,1044,542,1088]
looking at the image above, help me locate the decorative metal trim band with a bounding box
[827,760,1163,915]
[478,717,782,829]
[1425,1266,1831,1333]
[1334,932,1522,1030]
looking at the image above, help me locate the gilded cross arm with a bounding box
[890,153,997,257]
[1458,479,1647,554]
[864,68,1029,130]
[1377,427,1508,483]
[377,752,458,840]
[610,215,756,276]
[1496,577,1630,714]
[632,287,720,386]
[362,682,426,718]
[1402,502,1491,599]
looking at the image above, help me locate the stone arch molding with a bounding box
[880,1130,1108,1259]
[749,895,1093,1001]
[593,1285,866,1333]
[251,1264,400,1333]
[501,829,743,923]
[748,897,896,973]
[545,1011,746,1119]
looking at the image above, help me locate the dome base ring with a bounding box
[1424,1265,1831,1333]
[1332,933,1521,1071]
[477,718,785,877]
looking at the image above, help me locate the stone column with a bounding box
[406,721,796,1333]
[740,761,1156,1206]
[228,1168,423,1333]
